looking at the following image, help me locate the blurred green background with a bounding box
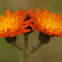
[0,0,62,62]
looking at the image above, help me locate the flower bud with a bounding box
[5,36,16,44]
[39,32,51,44]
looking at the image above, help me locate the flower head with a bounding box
[28,8,62,37]
[0,9,30,38]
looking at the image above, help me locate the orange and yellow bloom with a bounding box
[28,8,62,37]
[0,9,30,38]
[0,8,62,37]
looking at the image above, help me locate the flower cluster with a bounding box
[0,8,62,38]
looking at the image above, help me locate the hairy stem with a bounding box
[29,43,43,54]
[12,42,24,51]
[23,33,29,62]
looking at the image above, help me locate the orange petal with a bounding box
[15,31,23,35]
[35,8,42,15]
[22,29,31,33]
[3,34,9,37]
[14,11,18,18]
[19,9,26,18]
[28,9,36,17]
[23,19,33,25]
[9,33,15,37]
[22,25,29,29]
[0,35,3,38]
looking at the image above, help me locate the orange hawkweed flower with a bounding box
[0,9,31,38]
[28,8,62,37]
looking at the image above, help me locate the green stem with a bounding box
[12,42,24,51]
[23,33,29,62]
[29,43,43,53]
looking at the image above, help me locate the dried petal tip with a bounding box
[5,36,16,44]
[39,32,50,44]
